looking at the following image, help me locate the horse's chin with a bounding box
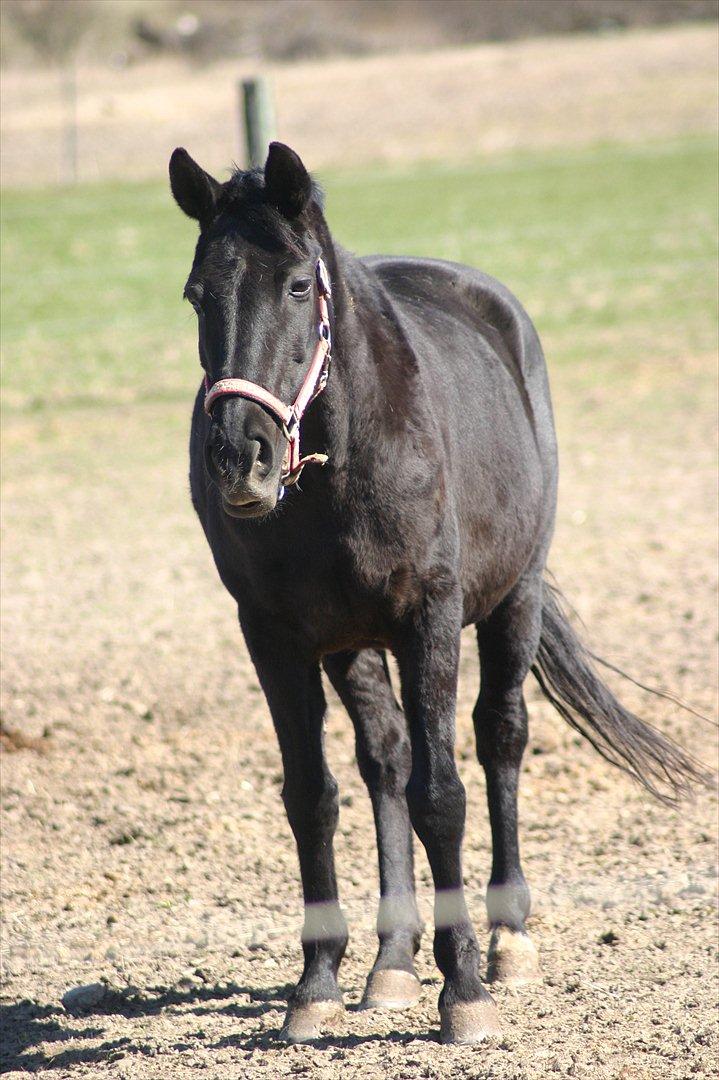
[222,494,277,520]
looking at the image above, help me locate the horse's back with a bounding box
[360,255,548,395]
[362,253,556,474]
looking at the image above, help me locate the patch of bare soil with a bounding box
[1,355,717,1078]
[0,720,49,754]
[1,24,717,185]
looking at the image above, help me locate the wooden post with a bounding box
[240,77,276,168]
[61,63,79,184]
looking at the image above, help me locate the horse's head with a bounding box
[170,142,327,519]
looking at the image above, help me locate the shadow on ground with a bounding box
[0,984,285,1073]
[1,981,441,1071]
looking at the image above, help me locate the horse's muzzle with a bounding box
[204,409,283,519]
[221,488,278,519]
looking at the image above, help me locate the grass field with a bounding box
[1,135,717,417]
[1,136,717,1079]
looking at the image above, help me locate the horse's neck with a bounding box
[332,249,380,402]
[318,246,418,466]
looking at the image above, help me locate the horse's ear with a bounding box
[264,142,312,219]
[169,148,221,227]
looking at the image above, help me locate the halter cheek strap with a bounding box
[203,258,332,488]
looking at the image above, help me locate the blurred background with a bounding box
[1,0,717,184]
[1,3,718,1076]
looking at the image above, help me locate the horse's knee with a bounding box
[406,765,466,848]
[283,772,339,838]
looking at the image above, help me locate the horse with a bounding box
[169,142,706,1044]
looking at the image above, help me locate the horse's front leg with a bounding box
[243,621,348,1043]
[395,585,500,1044]
[323,649,423,1009]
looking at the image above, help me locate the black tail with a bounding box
[532,582,712,804]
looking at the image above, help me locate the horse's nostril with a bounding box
[206,424,274,484]
[251,434,272,475]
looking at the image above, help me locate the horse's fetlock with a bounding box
[434,928,482,991]
[487,878,531,927]
[301,917,349,979]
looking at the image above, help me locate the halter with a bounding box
[203,258,332,490]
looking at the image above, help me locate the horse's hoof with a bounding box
[439,997,501,1044]
[487,926,539,985]
[280,999,344,1043]
[361,968,422,1010]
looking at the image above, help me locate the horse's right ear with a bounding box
[264,142,312,218]
[169,148,221,227]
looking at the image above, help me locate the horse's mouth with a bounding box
[222,495,274,520]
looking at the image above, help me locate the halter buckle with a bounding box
[317,355,331,395]
[283,410,300,439]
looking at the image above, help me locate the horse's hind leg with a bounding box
[474,575,542,984]
[323,649,423,1009]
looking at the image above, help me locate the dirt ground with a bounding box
[1,23,717,186]
[1,339,717,1080]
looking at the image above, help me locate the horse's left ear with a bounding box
[264,142,312,218]
[169,147,221,228]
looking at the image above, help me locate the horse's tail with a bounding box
[531,581,712,804]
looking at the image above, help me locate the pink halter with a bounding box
[203,258,332,488]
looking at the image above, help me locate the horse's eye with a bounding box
[289,277,312,299]
[184,283,204,312]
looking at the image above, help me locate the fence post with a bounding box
[61,63,79,184]
[240,77,276,168]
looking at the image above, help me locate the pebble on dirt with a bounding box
[61,982,108,1012]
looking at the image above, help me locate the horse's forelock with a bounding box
[214,168,324,258]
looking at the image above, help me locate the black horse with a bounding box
[169,143,705,1044]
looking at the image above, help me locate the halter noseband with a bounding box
[203,257,332,490]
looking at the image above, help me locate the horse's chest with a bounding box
[232,506,426,652]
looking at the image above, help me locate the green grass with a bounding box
[1,135,717,414]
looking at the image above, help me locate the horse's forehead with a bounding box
[201,230,244,267]
[199,229,279,277]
